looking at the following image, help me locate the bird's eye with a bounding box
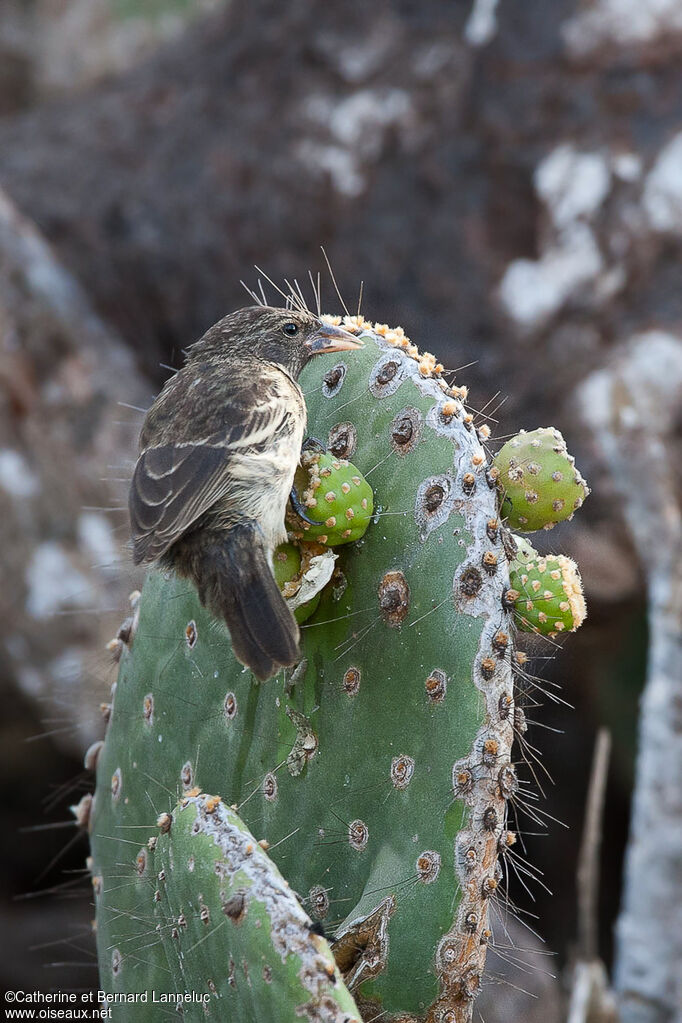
[283,322,299,337]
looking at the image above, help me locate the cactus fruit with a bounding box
[273,541,324,624]
[90,314,587,1022]
[508,537,586,637]
[493,427,589,532]
[289,450,374,545]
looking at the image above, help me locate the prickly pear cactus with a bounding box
[153,792,360,1019]
[89,317,587,1022]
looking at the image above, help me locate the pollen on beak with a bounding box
[306,323,364,355]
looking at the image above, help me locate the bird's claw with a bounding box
[289,485,319,526]
[301,435,327,456]
[290,437,326,524]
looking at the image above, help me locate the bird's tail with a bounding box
[191,520,300,682]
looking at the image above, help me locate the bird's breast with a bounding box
[215,410,305,548]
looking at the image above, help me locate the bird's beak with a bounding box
[306,323,364,355]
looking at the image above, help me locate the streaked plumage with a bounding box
[129,305,361,680]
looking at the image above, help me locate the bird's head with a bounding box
[191,306,363,378]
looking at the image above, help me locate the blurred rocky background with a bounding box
[1,1,681,1019]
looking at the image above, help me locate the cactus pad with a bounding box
[91,318,531,1021]
[151,791,361,1021]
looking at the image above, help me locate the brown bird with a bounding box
[129,305,362,680]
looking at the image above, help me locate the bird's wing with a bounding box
[129,442,230,563]
[129,372,297,564]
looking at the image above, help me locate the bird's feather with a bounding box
[125,305,357,680]
[130,443,230,562]
[130,362,304,564]
[191,519,300,681]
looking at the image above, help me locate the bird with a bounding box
[128,305,362,681]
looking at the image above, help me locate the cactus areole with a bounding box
[90,317,584,1022]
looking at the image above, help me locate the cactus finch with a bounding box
[129,305,362,680]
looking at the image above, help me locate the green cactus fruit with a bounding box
[290,450,373,545]
[508,537,586,637]
[493,427,589,532]
[510,535,537,564]
[273,541,322,624]
[91,318,531,1021]
[151,791,361,1021]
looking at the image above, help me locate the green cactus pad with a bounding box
[290,451,373,545]
[151,792,361,1022]
[273,542,322,624]
[493,427,589,532]
[91,322,520,1021]
[508,538,586,637]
